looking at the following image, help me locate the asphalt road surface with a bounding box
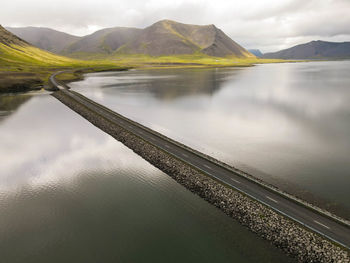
[50,73,350,249]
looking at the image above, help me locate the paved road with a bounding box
[50,73,350,249]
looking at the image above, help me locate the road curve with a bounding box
[50,73,350,250]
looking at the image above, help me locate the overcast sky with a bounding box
[2,0,350,52]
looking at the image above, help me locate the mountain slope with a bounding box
[0,25,28,46]
[117,20,253,58]
[0,25,83,67]
[65,27,141,54]
[248,49,263,57]
[6,26,80,53]
[263,40,350,59]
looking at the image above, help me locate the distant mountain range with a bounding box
[6,26,79,54]
[66,27,141,54]
[248,49,263,57]
[6,21,350,60]
[263,40,350,59]
[6,20,254,58]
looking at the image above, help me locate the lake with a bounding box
[70,61,350,218]
[0,93,293,262]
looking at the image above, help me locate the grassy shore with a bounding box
[68,53,287,68]
[108,54,286,68]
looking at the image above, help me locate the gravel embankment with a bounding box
[53,90,349,263]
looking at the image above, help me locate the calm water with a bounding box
[0,93,293,262]
[71,61,350,217]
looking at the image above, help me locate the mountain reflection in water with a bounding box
[71,62,350,218]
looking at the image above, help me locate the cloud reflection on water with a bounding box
[0,95,161,192]
[71,62,350,216]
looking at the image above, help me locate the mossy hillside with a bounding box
[0,42,124,92]
[0,42,120,68]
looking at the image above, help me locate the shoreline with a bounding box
[0,57,299,94]
[0,66,129,94]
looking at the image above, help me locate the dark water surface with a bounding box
[0,94,294,262]
[70,61,350,217]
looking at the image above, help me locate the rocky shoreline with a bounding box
[53,90,349,262]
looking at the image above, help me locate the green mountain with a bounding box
[263,40,350,59]
[7,20,254,58]
[64,27,141,54]
[6,26,80,54]
[116,20,253,57]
